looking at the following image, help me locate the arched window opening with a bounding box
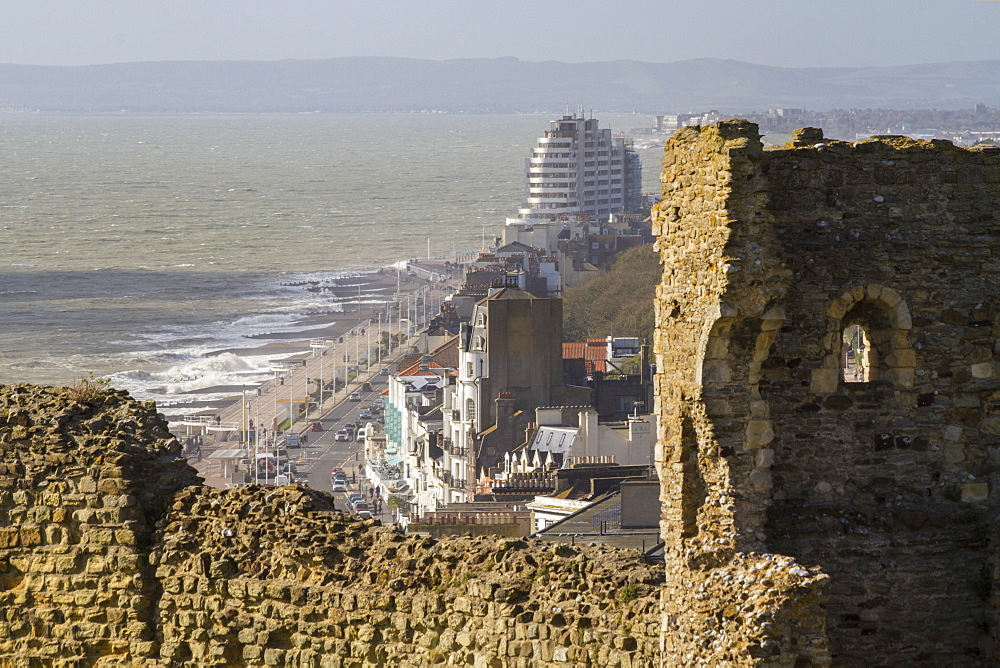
[842,324,873,383]
[465,398,476,423]
[825,286,914,391]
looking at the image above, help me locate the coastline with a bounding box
[161,263,452,421]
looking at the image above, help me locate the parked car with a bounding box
[332,479,348,492]
[353,501,370,514]
[310,421,323,432]
[347,493,363,507]
[333,472,347,483]
[334,430,349,442]
[356,508,373,520]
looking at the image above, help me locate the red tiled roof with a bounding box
[564,340,607,362]
[397,360,447,377]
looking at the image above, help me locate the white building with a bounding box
[505,113,642,230]
[529,409,656,467]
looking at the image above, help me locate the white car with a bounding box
[334,430,349,442]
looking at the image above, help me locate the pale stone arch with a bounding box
[812,284,914,392]
[687,303,786,552]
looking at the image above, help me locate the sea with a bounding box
[0,113,663,416]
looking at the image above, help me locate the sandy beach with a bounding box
[173,266,453,420]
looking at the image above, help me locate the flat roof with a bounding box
[534,493,661,554]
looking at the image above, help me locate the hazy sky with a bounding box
[3,0,998,69]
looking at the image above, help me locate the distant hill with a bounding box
[2,57,999,113]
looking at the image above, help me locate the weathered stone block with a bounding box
[971,362,993,378]
[744,420,774,450]
[810,368,839,393]
[961,482,989,503]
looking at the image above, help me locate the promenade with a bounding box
[176,269,457,482]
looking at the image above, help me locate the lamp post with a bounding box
[241,385,248,449]
[288,362,294,428]
[376,312,383,367]
[272,369,281,436]
[354,326,360,385]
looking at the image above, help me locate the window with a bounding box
[465,398,476,422]
[617,396,636,413]
[842,324,872,382]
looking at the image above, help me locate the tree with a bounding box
[562,245,660,345]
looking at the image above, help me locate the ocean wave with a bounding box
[110,351,278,398]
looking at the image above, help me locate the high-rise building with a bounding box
[505,113,642,227]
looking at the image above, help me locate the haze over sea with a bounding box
[0,113,661,414]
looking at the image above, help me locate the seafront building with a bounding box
[504,113,642,229]
[495,113,650,292]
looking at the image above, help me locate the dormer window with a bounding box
[473,335,486,352]
[475,312,487,327]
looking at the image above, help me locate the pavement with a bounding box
[184,343,401,496]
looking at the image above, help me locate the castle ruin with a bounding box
[653,120,1000,665]
[0,120,998,665]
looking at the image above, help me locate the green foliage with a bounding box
[563,245,659,346]
[617,583,639,604]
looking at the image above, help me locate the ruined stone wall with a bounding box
[653,121,1000,665]
[0,384,198,665]
[0,385,660,666]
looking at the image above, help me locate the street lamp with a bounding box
[376,312,383,367]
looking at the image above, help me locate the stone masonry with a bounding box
[652,120,1000,665]
[4,121,999,666]
[0,384,659,666]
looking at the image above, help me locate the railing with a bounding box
[592,502,622,532]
